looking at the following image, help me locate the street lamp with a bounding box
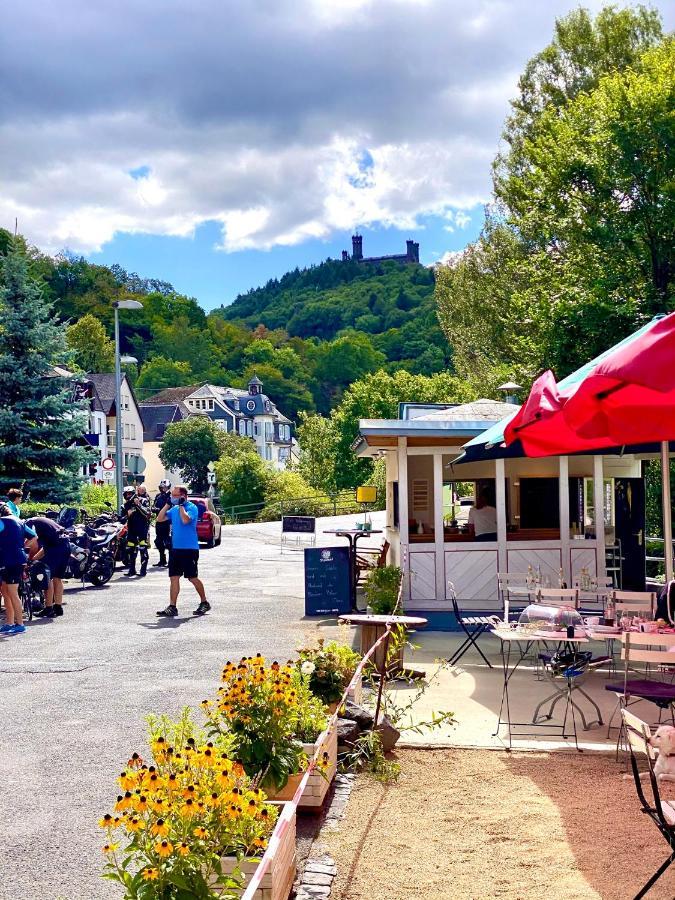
[113,300,143,510]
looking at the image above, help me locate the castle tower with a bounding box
[341,250,349,261]
[406,240,420,264]
[352,234,363,261]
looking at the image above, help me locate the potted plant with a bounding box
[361,566,404,672]
[297,640,363,712]
[99,708,293,899]
[202,655,333,808]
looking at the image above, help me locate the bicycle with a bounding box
[18,563,47,623]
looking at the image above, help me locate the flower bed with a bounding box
[268,723,338,809]
[220,802,296,900]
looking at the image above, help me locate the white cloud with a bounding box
[0,0,670,255]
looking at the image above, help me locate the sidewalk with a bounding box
[382,629,621,752]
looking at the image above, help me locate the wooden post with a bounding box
[398,437,410,603]
[496,458,507,574]
[433,452,445,602]
[593,455,606,580]
[559,455,571,586]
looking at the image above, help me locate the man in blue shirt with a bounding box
[0,504,36,634]
[155,485,210,618]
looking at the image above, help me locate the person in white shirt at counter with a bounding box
[468,493,497,542]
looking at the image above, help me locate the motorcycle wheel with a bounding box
[88,555,115,586]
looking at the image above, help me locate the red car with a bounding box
[188,497,222,548]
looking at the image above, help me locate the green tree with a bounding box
[65,313,115,373]
[296,413,341,494]
[495,4,663,199]
[312,332,386,413]
[213,442,270,511]
[0,251,90,500]
[136,356,195,396]
[160,417,228,493]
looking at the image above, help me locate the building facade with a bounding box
[82,374,145,483]
[142,377,296,470]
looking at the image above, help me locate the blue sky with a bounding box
[1,0,670,313]
[88,215,483,309]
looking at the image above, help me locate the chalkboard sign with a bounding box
[304,546,352,616]
[283,515,316,534]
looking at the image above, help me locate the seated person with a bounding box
[468,492,497,542]
[655,580,675,625]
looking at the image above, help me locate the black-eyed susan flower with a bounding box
[142,867,159,881]
[177,842,190,856]
[151,819,169,837]
[98,814,114,829]
[193,826,207,839]
[102,843,119,854]
[155,839,173,857]
[125,817,144,833]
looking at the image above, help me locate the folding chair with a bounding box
[447,582,498,669]
[355,540,389,585]
[536,587,580,608]
[613,590,656,623]
[606,631,675,748]
[622,708,675,899]
[497,572,532,622]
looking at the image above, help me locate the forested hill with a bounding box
[0,229,452,419]
[215,257,449,372]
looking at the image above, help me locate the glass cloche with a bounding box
[518,604,584,634]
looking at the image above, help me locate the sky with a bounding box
[1,0,671,309]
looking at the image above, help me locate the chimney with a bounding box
[352,234,363,261]
[497,382,522,405]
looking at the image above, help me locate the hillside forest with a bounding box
[0,4,672,510]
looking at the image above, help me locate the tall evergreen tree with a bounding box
[0,250,89,500]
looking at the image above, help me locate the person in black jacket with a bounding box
[123,485,152,577]
[153,480,172,566]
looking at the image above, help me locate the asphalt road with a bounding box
[0,513,383,900]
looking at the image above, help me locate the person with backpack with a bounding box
[0,504,36,634]
[25,515,71,618]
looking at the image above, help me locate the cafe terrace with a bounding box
[354,398,652,630]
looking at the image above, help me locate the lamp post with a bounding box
[113,300,143,510]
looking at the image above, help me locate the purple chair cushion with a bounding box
[606,679,675,703]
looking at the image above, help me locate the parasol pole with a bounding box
[662,441,673,582]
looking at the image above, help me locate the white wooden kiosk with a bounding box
[353,400,644,630]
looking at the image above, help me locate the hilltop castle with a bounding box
[341,234,420,265]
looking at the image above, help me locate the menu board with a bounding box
[282,516,316,534]
[304,546,352,616]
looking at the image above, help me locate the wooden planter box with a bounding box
[267,723,338,809]
[220,802,296,900]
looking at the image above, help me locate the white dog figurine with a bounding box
[647,725,675,782]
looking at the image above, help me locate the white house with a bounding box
[84,374,145,483]
[143,376,296,470]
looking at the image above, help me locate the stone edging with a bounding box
[294,773,355,899]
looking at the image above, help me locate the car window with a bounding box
[193,501,207,520]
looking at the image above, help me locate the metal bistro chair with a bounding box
[447,582,498,669]
[614,589,657,623]
[622,708,675,899]
[497,572,532,622]
[606,631,675,750]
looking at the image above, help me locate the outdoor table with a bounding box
[339,613,427,676]
[324,529,383,611]
[491,627,603,751]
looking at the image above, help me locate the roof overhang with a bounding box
[354,417,507,458]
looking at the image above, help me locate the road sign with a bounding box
[207,472,217,485]
[103,469,115,481]
[102,457,116,471]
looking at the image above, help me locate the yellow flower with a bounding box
[125,817,144,833]
[142,867,159,881]
[155,839,174,857]
[193,826,208,839]
[151,819,169,837]
[98,814,114,829]
[179,800,197,819]
[134,795,149,813]
[118,771,136,791]
[128,752,143,768]
[114,792,133,812]
[177,842,190,856]
[253,837,267,849]
[102,843,119,854]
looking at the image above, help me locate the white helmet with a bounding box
[159,479,171,489]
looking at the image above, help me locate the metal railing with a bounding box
[646,535,675,566]
[217,491,381,524]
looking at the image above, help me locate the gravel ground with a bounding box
[0,515,378,900]
[327,748,675,900]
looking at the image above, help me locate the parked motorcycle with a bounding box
[63,525,117,586]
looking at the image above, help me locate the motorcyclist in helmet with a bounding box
[153,480,172,567]
[122,484,151,577]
